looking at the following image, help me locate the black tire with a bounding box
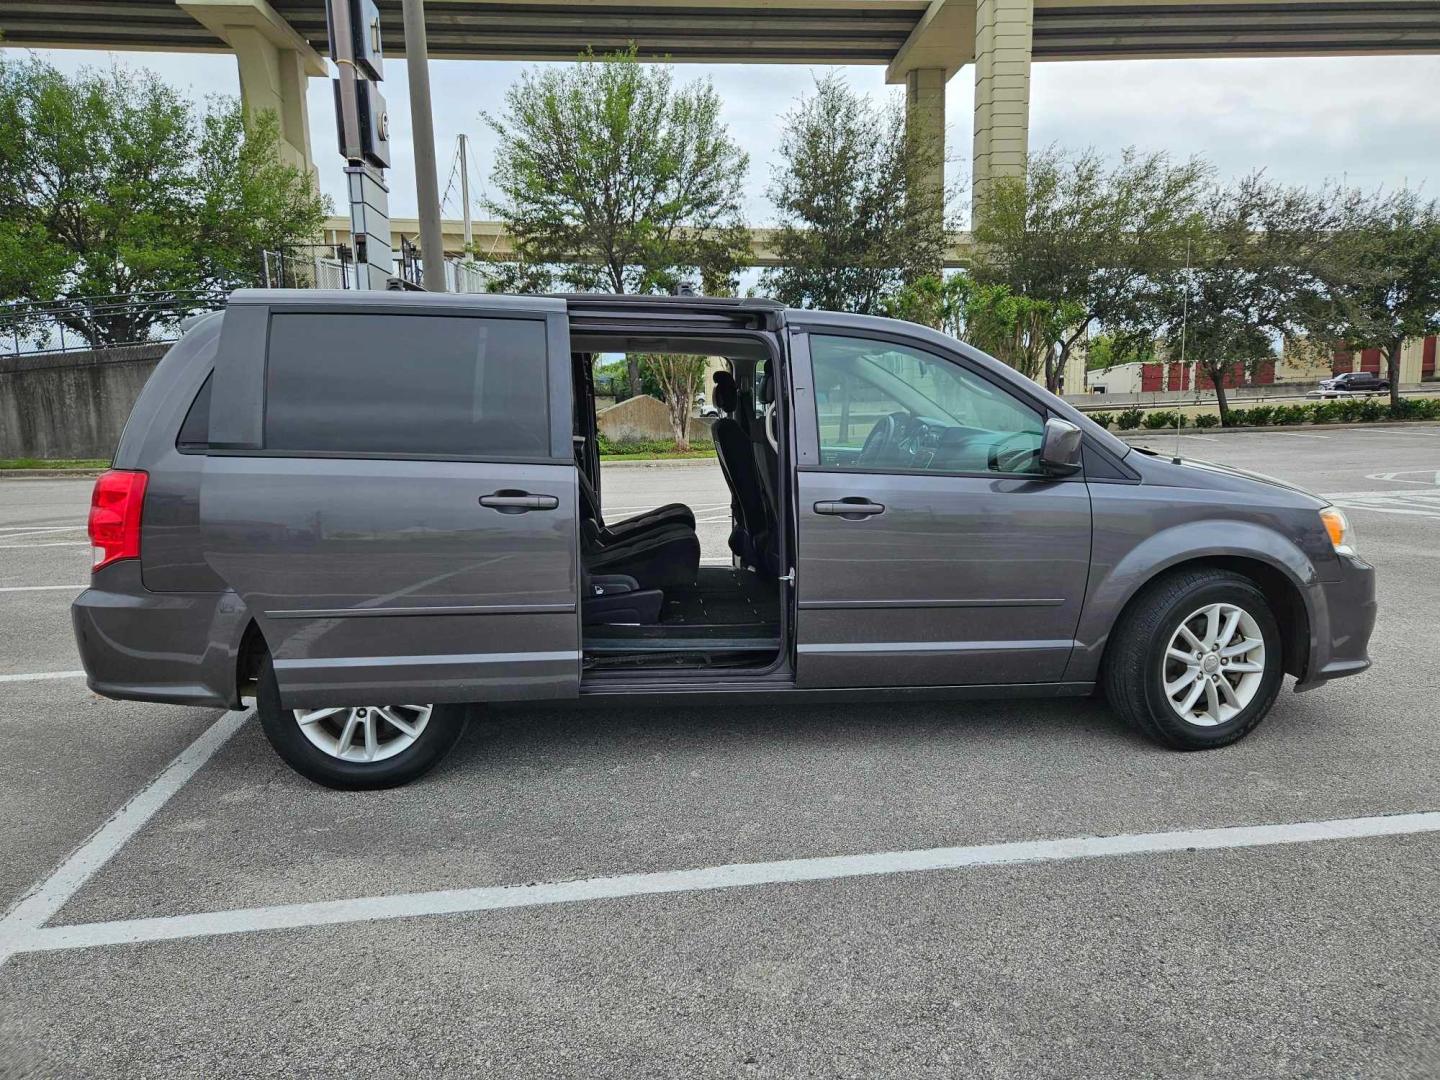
[1103,569,1284,750]
[256,655,470,789]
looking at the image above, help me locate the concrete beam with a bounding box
[178,0,324,180]
[322,216,978,269]
[887,0,978,84]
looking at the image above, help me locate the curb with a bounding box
[600,456,718,468]
[1116,419,1440,438]
[0,469,105,480]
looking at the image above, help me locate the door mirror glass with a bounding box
[1039,418,1083,477]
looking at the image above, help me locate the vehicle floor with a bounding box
[583,567,780,663]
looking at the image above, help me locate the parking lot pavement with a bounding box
[2,427,1439,1077]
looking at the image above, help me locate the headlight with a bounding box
[1320,506,1356,556]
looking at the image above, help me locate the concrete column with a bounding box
[1062,344,1088,397]
[905,67,947,220]
[1399,336,1425,385]
[179,0,323,183]
[972,0,1033,214]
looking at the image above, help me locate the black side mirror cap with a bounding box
[1039,417,1083,477]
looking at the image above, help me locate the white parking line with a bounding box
[8,811,1439,958]
[1267,432,1331,439]
[0,585,86,593]
[0,670,86,683]
[0,541,89,550]
[0,709,251,965]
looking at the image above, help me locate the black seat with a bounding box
[711,371,777,577]
[577,466,694,544]
[582,517,699,590]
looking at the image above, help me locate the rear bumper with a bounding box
[71,561,248,708]
[1295,554,1376,691]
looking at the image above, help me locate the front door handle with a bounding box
[479,491,560,513]
[814,498,885,519]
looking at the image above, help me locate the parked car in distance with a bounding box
[1310,371,1390,397]
[74,290,1377,789]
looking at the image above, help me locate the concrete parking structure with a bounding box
[2,426,1439,1075]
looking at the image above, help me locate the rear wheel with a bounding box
[1103,569,1284,750]
[256,655,469,789]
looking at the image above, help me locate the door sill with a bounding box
[580,666,795,695]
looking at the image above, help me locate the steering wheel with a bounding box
[988,432,1039,474]
[858,413,901,466]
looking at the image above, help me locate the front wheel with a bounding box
[256,656,470,789]
[1103,569,1284,750]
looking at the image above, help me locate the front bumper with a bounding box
[71,560,248,708]
[1295,553,1377,691]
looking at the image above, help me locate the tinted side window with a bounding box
[264,313,549,458]
[809,335,1046,476]
[176,371,214,453]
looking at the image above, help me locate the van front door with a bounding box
[791,332,1092,688]
[201,297,580,708]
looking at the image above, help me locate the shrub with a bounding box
[1245,405,1274,426]
[1088,411,1115,429]
[1271,404,1310,425]
[1140,408,1186,429]
[1311,402,1341,424]
[1193,413,1219,428]
[1116,408,1145,430]
[1356,398,1386,422]
[1391,397,1440,420]
[1224,408,1250,427]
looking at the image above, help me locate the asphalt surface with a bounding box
[2,426,1439,1078]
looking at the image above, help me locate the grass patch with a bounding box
[0,458,108,470]
[600,447,716,461]
[597,437,715,461]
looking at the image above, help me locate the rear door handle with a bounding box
[479,491,560,513]
[813,499,885,518]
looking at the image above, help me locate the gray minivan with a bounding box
[74,290,1376,788]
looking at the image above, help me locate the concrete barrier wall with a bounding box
[0,344,168,459]
[597,394,713,444]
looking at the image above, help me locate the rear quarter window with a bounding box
[263,313,550,458]
[176,371,214,453]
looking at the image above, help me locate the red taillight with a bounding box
[88,469,148,572]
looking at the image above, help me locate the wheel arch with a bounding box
[1071,522,1318,685]
[1102,556,1311,682]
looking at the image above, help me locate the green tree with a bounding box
[880,272,1081,382]
[763,73,948,315]
[1158,175,1353,425]
[485,47,750,396]
[1322,188,1440,410]
[972,146,1211,392]
[638,353,709,450]
[0,57,327,346]
[1086,332,1154,371]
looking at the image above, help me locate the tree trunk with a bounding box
[1052,340,1071,395]
[1387,339,1403,412]
[671,401,691,453]
[626,356,642,400]
[1213,372,1231,427]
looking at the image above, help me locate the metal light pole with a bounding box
[459,132,473,254]
[401,0,446,291]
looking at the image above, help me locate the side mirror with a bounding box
[1039,418,1083,477]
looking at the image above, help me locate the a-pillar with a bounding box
[905,67,947,226]
[972,0,1033,215]
[179,0,324,183]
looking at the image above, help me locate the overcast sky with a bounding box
[23,46,1440,228]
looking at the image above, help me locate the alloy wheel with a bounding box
[1161,603,1267,727]
[292,705,433,763]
